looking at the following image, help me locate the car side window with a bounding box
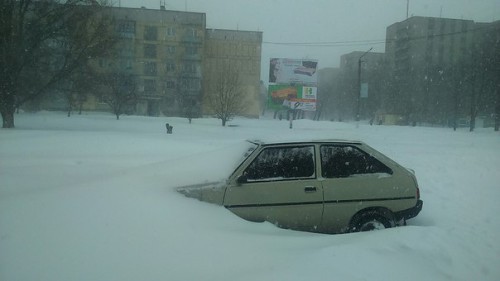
[244,146,315,182]
[320,145,392,178]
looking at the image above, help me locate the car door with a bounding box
[223,144,324,232]
[319,144,396,233]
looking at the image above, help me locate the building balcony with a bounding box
[179,89,201,96]
[183,54,202,61]
[117,32,135,39]
[181,35,202,44]
[179,71,202,78]
[140,92,162,100]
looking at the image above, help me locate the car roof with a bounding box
[247,139,364,146]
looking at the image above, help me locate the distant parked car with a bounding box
[178,140,423,234]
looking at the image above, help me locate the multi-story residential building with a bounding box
[385,16,499,125]
[386,17,476,75]
[203,29,263,118]
[73,6,262,118]
[97,7,206,117]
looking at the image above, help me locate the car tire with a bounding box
[349,210,394,232]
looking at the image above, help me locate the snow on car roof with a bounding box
[247,139,363,146]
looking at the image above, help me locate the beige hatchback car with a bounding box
[178,140,423,234]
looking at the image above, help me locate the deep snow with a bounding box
[1,111,499,281]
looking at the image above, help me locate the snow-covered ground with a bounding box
[1,111,499,281]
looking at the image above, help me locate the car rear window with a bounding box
[320,145,392,178]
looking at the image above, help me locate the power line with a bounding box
[263,39,385,47]
[262,25,495,48]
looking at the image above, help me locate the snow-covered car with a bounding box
[178,139,423,234]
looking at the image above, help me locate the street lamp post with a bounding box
[356,47,373,122]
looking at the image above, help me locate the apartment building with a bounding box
[92,7,205,117]
[203,29,263,118]
[386,17,476,75]
[384,16,499,124]
[87,6,262,118]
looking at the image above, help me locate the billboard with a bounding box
[268,58,318,112]
[269,58,318,85]
[268,84,317,111]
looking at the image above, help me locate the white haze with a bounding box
[1,112,500,281]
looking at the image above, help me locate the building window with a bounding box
[181,78,200,91]
[120,59,132,70]
[187,28,197,38]
[120,44,134,57]
[167,45,176,55]
[144,44,157,58]
[190,79,200,90]
[183,62,196,73]
[144,79,156,92]
[428,18,435,31]
[144,61,157,76]
[166,60,176,72]
[438,44,444,64]
[167,27,176,37]
[116,20,135,38]
[144,26,158,41]
[166,80,176,89]
[185,46,197,55]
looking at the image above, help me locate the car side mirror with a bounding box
[237,175,248,185]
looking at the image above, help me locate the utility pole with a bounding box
[356,47,373,122]
[406,0,409,19]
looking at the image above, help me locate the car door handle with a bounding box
[304,186,317,193]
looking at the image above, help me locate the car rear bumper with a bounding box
[395,199,423,221]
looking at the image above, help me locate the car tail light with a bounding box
[416,187,420,199]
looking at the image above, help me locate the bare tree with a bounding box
[207,64,246,126]
[55,63,94,117]
[182,97,198,124]
[97,73,138,120]
[0,0,115,128]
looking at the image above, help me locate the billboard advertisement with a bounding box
[268,84,317,111]
[269,58,318,85]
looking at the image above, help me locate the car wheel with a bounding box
[350,210,394,232]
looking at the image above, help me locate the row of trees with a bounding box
[50,64,137,120]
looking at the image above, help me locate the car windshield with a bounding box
[228,141,259,178]
[1,1,499,281]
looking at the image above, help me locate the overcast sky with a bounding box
[119,0,500,81]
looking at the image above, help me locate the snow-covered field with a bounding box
[1,111,499,281]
